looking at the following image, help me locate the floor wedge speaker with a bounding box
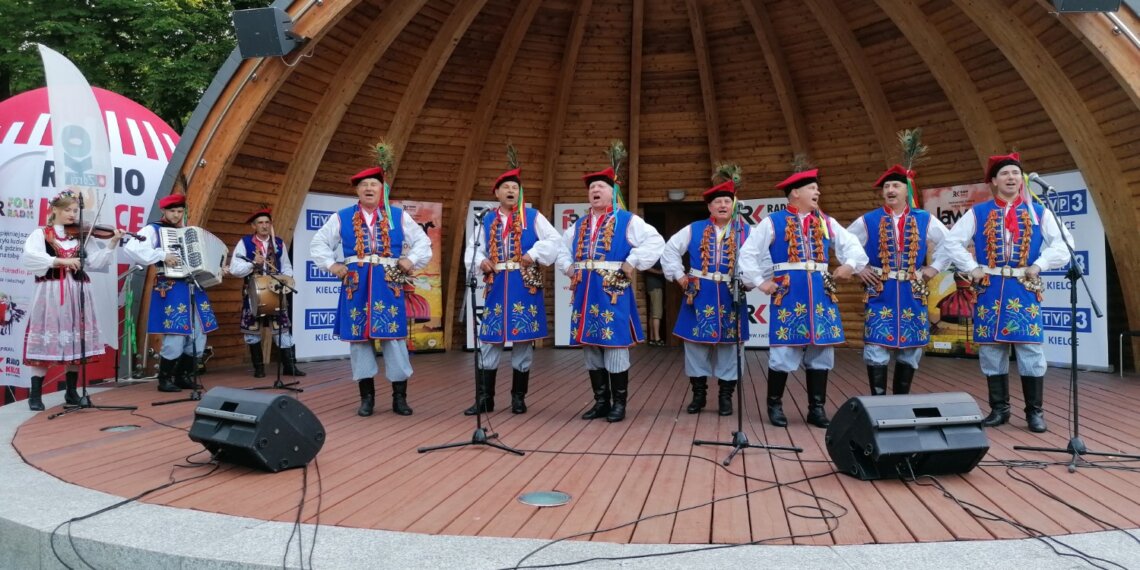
[189,387,325,473]
[825,392,989,481]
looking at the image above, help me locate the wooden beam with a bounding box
[686,0,722,165]
[804,0,896,167]
[741,0,809,156]
[953,0,1140,336]
[385,1,492,180]
[875,0,1003,170]
[539,0,594,215]
[271,0,427,244]
[628,0,643,210]
[184,1,364,227]
[1044,2,1140,113]
[441,0,544,350]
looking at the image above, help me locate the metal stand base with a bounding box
[48,397,137,420]
[695,430,802,466]
[417,427,524,456]
[1015,437,1140,473]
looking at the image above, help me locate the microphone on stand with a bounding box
[1027,172,1056,194]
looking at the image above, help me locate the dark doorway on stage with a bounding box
[642,201,710,348]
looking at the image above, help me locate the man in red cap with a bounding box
[462,167,560,415]
[228,208,304,378]
[310,166,432,417]
[124,193,219,392]
[556,166,664,423]
[941,153,1072,433]
[739,168,866,428]
[847,165,950,396]
[661,178,756,415]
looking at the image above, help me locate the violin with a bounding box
[63,223,146,242]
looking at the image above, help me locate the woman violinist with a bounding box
[21,190,124,411]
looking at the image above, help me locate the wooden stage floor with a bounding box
[12,347,1140,546]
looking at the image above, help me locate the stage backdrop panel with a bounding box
[292,193,444,361]
[922,171,1107,370]
[739,197,789,348]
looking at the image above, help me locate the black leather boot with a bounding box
[767,370,789,427]
[249,342,265,378]
[64,371,82,406]
[391,380,413,416]
[606,371,628,422]
[867,365,888,396]
[718,380,735,416]
[805,369,830,428]
[357,378,375,417]
[28,376,45,411]
[686,376,707,414]
[581,369,611,420]
[157,357,180,392]
[893,363,916,395]
[1021,375,1047,433]
[511,369,529,414]
[981,374,1010,427]
[282,346,306,377]
[464,368,496,415]
[175,354,197,389]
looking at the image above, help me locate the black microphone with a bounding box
[1027,172,1056,194]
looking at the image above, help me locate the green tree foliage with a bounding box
[0,0,268,132]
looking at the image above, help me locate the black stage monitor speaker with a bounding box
[825,393,989,481]
[1052,0,1121,11]
[189,387,324,473]
[233,7,300,58]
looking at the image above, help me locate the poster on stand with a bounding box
[738,197,789,348]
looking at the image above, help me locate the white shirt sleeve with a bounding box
[229,240,253,278]
[401,211,432,270]
[84,239,115,270]
[1032,209,1074,272]
[309,213,342,270]
[556,224,577,276]
[21,229,53,276]
[625,214,665,271]
[738,218,775,287]
[527,212,562,266]
[829,218,869,271]
[463,212,489,276]
[941,209,979,273]
[123,224,165,266]
[926,217,952,272]
[279,242,294,276]
[847,216,869,246]
[661,226,691,282]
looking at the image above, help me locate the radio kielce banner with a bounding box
[0,52,176,390]
[922,171,1107,369]
[292,193,444,360]
[738,197,789,348]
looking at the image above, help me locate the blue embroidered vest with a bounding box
[238,235,290,334]
[861,208,931,348]
[673,219,750,344]
[569,210,644,347]
[767,210,844,346]
[334,205,408,341]
[145,222,219,335]
[479,207,547,343]
[970,200,1045,344]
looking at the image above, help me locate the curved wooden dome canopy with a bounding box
[170,0,1140,363]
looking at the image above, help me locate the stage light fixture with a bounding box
[1052,0,1121,11]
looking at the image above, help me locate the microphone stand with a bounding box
[1013,184,1140,470]
[49,193,137,419]
[249,261,302,393]
[694,212,802,465]
[419,207,523,456]
[152,273,207,406]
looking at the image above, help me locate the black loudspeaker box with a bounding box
[233,7,300,58]
[825,392,990,481]
[1052,0,1121,11]
[189,387,325,473]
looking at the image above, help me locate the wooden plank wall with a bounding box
[177,0,1140,366]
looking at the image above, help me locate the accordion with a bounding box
[159,226,228,288]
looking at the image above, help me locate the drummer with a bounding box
[229,208,305,378]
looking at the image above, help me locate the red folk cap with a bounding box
[985,152,1021,181]
[874,164,913,188]
[582,167,616,188]
[493,168,521,190]
[350,166,385,185]
[702,180,736,202]
[246,208,272,223]
[775,169,819,193]
[158,194,186,209]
